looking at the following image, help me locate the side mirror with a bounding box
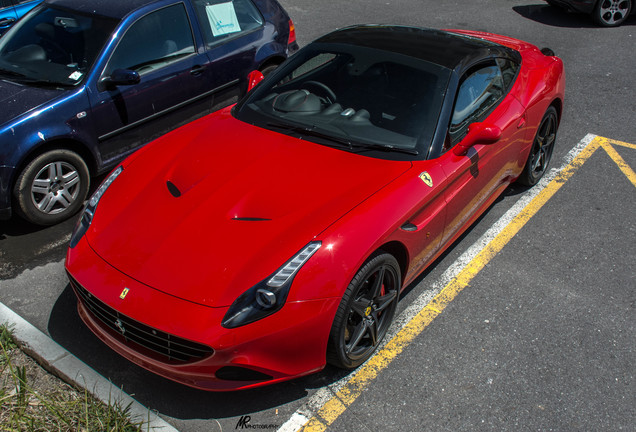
[452,122,502,156]
[247,70,264,92]
[103,68,141,87]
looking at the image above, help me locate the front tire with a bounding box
[13,150,90,225]
[518,106,558,187]
[593,0,632,26]
[327,251,401,369]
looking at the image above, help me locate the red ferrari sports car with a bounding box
[65,25,565,391]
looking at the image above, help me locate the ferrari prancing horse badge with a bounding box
[419,171,433,187]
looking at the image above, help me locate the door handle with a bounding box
[0,18,17,27]
[190,65,205,76]
[517,115,527,129]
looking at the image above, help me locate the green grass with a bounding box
[1,323,145,431]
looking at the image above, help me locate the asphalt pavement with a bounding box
[0,1,634,431]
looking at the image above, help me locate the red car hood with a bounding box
[87,110,411,307]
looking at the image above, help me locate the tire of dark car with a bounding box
[327,251,401,369]
[593,0,632,26]
[13,149,90,226]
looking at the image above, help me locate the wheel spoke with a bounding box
[369,266,386,299]
[62,170,80,188]
[544,132,556,149]
[54,162,65,179]
[31,179,50,195]
[374,290,398,313]
[367,318,378,347]
[58,189,74,208]
[38,194,56,212]
[47,164,57,182]
[351,299,370,318]
[346,320,368,355]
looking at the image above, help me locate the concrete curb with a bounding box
[0,300,178,432]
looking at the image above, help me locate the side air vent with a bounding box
[167,181,181,197]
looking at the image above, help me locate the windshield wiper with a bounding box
[0,68,27,79]
[350,142,419,156]
[265,122,353,149]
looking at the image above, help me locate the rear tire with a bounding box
[518,106,558,187]
[13,150,90,225]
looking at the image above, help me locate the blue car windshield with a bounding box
[0,5,118,87]
[235,42,450,155]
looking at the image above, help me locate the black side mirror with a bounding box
[102,69,141,87]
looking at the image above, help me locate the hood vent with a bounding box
[231,217,271,221]
[166,181,181,198]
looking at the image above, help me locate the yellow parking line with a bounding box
[598,138,636,187]
[299,135,628,431]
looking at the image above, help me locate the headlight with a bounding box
[69,166,122,248]
[222,241,321,328]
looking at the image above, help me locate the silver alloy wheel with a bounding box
[30,161,81,214]
[597,0,630,25]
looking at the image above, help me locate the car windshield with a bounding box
[0,5,118,87]
[235,42,451,156]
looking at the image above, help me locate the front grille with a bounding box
[68,274,214,363]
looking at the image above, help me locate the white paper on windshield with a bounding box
[68,71,83,81]
[206,2,241,37]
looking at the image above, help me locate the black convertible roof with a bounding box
[315,25,518,71]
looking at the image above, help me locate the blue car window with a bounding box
[104,3,195,76]
[192,0,263,48]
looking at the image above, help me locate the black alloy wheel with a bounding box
[327,251,400,369]
[518,106,558,186]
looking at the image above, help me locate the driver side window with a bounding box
[448,64,504,147]
[104,4,195,77]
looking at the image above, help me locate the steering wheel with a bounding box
[39,39,71,64]
[302,81,337,104]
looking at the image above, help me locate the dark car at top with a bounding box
[0,0,298,225]
[0,0,41,35]
[546,0,634,26]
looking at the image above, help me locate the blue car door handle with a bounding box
[190,65,205,76]
[0,18,16,26]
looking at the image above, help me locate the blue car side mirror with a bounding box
[104,69,141,87]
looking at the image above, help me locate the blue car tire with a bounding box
[13,150,89,225]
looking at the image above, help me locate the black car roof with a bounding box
[45,0,159,19]
[315,25,518,71]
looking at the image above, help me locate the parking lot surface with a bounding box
[1,1,634,431]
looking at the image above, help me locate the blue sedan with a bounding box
[0,0,298,225]
[0,0,40,35]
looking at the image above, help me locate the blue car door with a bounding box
[190,0,268,108]
[88,2,219,165]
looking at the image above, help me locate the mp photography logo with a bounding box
[236,415,278,429]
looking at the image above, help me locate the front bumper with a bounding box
[65,237,339,391]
